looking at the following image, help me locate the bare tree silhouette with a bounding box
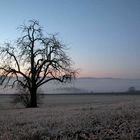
[0,20,76,107]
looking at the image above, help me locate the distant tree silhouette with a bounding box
[128,86,136,92]
[0,20,76,107]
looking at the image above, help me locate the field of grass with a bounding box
[0,94,140,139]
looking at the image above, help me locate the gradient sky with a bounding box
[0,0,140,79]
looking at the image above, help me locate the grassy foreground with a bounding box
[0,95,140,140]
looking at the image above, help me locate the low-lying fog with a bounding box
[0,78,140,94]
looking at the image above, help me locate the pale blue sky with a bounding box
[0,0,140,78]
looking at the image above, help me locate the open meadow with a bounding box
[0,94,140,140]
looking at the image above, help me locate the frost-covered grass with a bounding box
[0,95,140,140]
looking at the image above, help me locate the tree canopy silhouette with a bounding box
[0,20,76,107]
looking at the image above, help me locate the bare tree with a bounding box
[0,20,76,107]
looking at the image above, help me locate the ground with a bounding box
[0,94,140,140]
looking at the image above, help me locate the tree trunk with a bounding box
[30,87,37,107]
[30,43,37,107]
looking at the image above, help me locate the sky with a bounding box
[0,0,140,79]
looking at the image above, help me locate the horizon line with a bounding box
[77,76,140,80]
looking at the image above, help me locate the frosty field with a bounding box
[0,95,140,140]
